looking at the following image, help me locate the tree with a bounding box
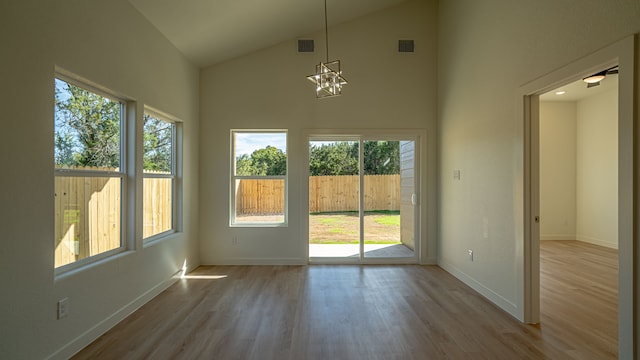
[54,79,120,168]
[363,141,399,175]
[235,154,253,175]
[309,141,400,176]
[309,142,358,176]
[235,146,286,176]
[143,114,172,173]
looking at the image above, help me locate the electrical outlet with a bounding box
[468,249,474,261]
[57,298,69,319]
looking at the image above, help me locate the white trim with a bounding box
[142,172,173,179]
[142,229,178,247]
[55,249,133,279]
[54,67,133,103]
[539,234,576,241]
[575,235,619,249]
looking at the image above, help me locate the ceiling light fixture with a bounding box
[306,0,347,98]
[555,90,566,95]
[583,70,607,88]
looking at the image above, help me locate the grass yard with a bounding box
[309,211,400,244]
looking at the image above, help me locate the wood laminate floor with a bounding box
[74,240,618,359]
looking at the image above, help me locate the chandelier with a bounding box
[306,0,347,98]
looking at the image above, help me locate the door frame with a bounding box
[518,35,636,357]
[303,129,426,264]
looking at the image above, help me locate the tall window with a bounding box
[231,130,287,226]
[54,76,125,269]
[143,111,176,240]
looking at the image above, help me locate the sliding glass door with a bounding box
[308,135,418,263]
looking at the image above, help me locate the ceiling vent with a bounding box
[297,39,315,54]
[398,40,415,53]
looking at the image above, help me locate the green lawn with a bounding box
[309,211,400,244]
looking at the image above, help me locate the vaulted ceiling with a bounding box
[129,0,409,67]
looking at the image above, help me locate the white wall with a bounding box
[0,1,199,359]
[539,102,577,240]
[199,0,437,265]
[576,89,618,248]
[540,90,618,249]
[437,0,639,330]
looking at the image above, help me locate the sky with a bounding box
[235,132,287,156]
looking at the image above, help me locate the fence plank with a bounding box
[55,171,164,268]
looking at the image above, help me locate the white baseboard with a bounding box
[540,234,576,241]
[438,259,520,321]
[47,270,184,360]
[576,234,618,249]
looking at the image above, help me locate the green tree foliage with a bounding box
[143,114,173,173]
[363,141,399,175]
[54,79,120,168]
[309,141,400,176]
[309,142,359,175]
[235,154,254,175]
[236,145,286,176]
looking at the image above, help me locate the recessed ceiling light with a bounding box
[555,91,566,95]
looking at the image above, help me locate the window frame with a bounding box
[142,107,179,243]
[230,129,288,227]
[54,72,128,274]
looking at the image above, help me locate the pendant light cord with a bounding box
[324,0,329,63]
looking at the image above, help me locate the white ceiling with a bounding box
[540,74,618,102]
[129,0,409,67]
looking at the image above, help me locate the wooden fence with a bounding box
[54,172,171,268]
[55,174,399,266]
[235,175,400,215]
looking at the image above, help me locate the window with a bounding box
[231,130,287,226]
[143,110,177,240]
[54,75,125,269]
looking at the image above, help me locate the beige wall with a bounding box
[0,1,199,358]
[437,0,639,340]
[539,102,577,240]
[198,0,437,265]
[576,89,618,248]
[540,89,618,249]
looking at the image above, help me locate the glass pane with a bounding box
[235,178,285,223]
[363,140,414,258]
[234,132,287,176]
[143,114,173,173]
[54,78,121,170]
[54,176,121,268]
[143,178,173,238]
[308,140,360,258]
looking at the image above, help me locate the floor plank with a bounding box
[73,241,617,359]
[539,240,618,359]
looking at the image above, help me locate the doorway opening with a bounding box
[538,74,619,357]
[307,135,419,263]
[519,35,635,358]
